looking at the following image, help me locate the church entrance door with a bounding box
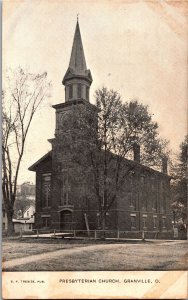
[60,210,72,230]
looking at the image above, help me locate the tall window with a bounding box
[160,181,166,213]
[140,176,143,207]
[42,173,51,207]
[86,86,89,100]
[131,215,136,229]
[62,171,70,205]
[151,178,157,210]
[129,175,136,209]
[128,192,133,207]
[140,175,145,185]
[143,215,147,229]
[153,196,157,210]
[42,217,50,228]
[69,85,73,99]
[162,217,166,228]
[77,84,82,98]
[153,216,157,228]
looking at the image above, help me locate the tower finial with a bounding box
[77,13,79,22]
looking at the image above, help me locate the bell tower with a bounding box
[49,19,97,229]
[62,20,92,102]
[53,19,96,137]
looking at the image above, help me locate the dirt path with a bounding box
[3,240,187,271]
[3,243,122,269]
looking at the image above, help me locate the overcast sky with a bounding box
[3,0,187,184]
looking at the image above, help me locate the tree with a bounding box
[94,88,170,230]
[2,67,51,235]
[68,87,170,231]
[171,135,187,227]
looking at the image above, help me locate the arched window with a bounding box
[61,171,70,205]
[42,173,51,207]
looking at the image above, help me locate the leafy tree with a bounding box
[67,87,170,231]
[2,67,51,235]
[94,88,170,230]
[171,135,187,227]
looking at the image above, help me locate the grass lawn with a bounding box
[2,239,188,271]
[2,238,93,261]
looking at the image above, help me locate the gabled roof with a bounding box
[23,205,35,214]
[28,151,52,172]
[124,157,172,178]
[104,149,172,179]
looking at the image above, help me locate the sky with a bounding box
[3,0,188,184]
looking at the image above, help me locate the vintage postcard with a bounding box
[2,0,187,299]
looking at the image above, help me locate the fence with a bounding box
[19,228,174,240]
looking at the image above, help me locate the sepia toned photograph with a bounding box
[2,0,187,299]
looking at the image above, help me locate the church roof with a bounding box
[28,148,171,179]
[62,21,92,84]
[28,151,52,171]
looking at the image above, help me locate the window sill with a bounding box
[130,205,135,210]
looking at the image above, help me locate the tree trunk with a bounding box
[100,212,106,239]
[7,212,15,236]
[102,214,106,230]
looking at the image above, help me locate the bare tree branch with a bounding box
[2,67,51,235]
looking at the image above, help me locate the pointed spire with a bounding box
[68,19,87,75]
[63,20,92,85]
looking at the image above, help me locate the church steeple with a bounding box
[62,20,92,102]
[69,20,87,76]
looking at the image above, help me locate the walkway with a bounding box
[3,243,119,269]
[3,240,186,270]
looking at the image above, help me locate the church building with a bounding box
[29,20,172,236]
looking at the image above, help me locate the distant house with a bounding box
[15,204,35,220]
[13,218,34,232]
[20,182,35,197]
[22,205,35,219]
[13,204,35,233]
[14,182,36,219]
[2,187,36,232]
